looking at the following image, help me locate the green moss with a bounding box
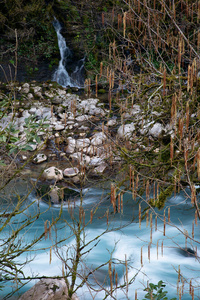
[51,284,59,292]
[160,148,170,162]
[156,185,174,210]
[98,89,106,94]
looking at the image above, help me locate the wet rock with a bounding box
[49,185,64,204]
[43,166,63,181]
[33,153,47,164]
[177,247,197,258]
[63,167,79,177]
[18,278,79,300]
[37,184,80,204]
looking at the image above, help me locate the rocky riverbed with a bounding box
[0,80,189,204]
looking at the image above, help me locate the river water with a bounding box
[2,183,200,300]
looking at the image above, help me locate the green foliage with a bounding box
[85,52,98,70]
[0,112,49,155]
[143,281,177,300]
[25,65,39,75]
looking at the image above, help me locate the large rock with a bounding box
[37,184,80,204]
[18,278,79,300]
[63,167,79,177]
[48,185,64,204]
[43,166,63,181]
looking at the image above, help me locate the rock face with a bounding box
[18,278,79,300]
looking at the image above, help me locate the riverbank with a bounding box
[0,78,181,203]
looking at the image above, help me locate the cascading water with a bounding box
[53,18,84,88]
[2,186,200,299]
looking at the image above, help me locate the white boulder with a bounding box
[43,167,63,181]
[49,185,64,204]
[18,278,79,300]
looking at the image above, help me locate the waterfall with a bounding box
[53,18,84,88]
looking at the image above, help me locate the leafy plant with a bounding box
[143,281,177,300]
